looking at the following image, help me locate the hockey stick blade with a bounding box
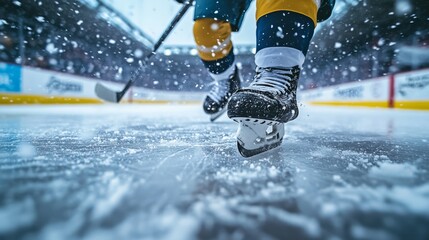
[95,82,121,103]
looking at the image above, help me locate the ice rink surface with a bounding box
[1,104,429,240]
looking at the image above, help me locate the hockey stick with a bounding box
[95,0,194,102]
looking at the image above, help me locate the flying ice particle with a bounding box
[210,23,219,31]
[35,16,45,22]
[334,42,342,48]
[46,43,58,54]
[276,27,284,39]
[134,49,143,58]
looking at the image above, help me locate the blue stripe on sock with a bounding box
[201,49,235,75]
[257,11,315,55]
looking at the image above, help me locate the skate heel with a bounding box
[232,117,285,157]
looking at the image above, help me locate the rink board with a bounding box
[300,68,429,110]
[0,63,202,104]
[393,69,429,110]
[1,62,428,110]
[300,76,391,108]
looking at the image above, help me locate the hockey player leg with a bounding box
[192,1,251,121]
[193,18,241,121]
[228,0,319,156]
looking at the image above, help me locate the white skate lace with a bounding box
[249,67,295,95]
[207,78,230,103]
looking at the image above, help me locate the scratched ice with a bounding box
[0,105,428,240]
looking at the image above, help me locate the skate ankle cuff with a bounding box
[209,63,236,81]
[255,47,305,68]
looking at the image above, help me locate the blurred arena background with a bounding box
[0,0,428,105]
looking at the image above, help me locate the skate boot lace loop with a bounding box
[250,67,296,95]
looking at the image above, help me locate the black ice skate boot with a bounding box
[203,65,242,122]
[227,66,300,157]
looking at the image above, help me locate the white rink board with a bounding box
[131,87,204,101]
[22,67,101,98]
[15,65,202,102]
[394,68,429,101]
[300,77,390,102]
[18,65,201,102]
[5,63,429,106]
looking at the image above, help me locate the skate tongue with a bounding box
[250,66,299,95]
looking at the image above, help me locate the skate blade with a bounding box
[209,107,227,122]
[237,139,283,158]
[232,118,285,158]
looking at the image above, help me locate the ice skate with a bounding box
[227,66,300,157]
[203,65,242,122]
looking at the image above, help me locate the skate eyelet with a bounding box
[266,126,274,135]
